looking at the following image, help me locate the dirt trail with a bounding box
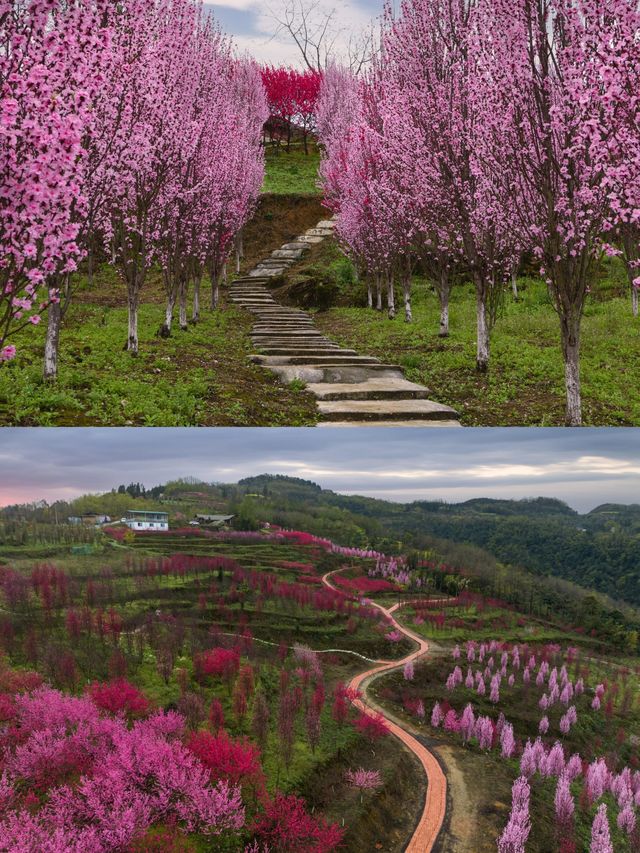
[321,570,448,852]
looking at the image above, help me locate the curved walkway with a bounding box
[322,570,447,852]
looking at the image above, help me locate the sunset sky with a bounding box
[0,428,638,511]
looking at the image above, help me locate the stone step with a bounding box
[281,242,310,251]
[294,235,324,244]
[307,378,433,401]
[248,269,287,278]
[317,399,459,422]
[252,338,332,347]
[316,220,336,230]
[256,347,351,357]
[271,248,305,260]
[317,420,462,428]
[305,228,334,238]
[250,354,382,366]
[267,364,406,384]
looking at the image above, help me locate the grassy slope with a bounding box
[310,242,639,426]
[262,145,322,195]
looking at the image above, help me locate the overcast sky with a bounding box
[207,0,381,65]
[0,428,639,512]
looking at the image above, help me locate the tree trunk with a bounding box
[511,271,519,301]
[192,275,201,323]
[366,278,372,309]
[210,264,219,310]
[475,286,490,372]
[632,285,638,318]
[127,287,139,354]
[560,315,582,426]
[375,273,382,311]
[235,231,244,274]
[439,291,449,338]
[402,267,412,322]
[387,270,396,319]
[178,275,187,330]
[43,298,61,381]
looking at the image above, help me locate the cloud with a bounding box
[207,0,381,66]
[0,427,639,512]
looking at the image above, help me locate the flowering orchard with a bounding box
[396,639,640,851]
[0,538,416,850]
[1,0,266,371]
[316,0,640,425]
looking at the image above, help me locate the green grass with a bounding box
[262,145,322,195]
[312,245,640,425]
[0,270,318,426]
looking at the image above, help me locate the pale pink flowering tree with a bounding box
[497,775,531,853]
[344,767,383,802]
[0,0,111,362]
[475,0,632,424]
[590,803,613,853]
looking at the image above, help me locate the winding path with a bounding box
[321,570,447,852]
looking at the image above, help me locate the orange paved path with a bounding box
[322,571,447,852]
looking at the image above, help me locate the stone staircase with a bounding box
[229,219,460,427]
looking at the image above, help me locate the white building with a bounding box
[122,510,169,531]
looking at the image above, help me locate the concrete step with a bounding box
[307,378,433,401]
[317,399,459,422]
[251,354,382,366]
[317,420,462,428]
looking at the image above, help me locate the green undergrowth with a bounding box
[0,269,318,426]
[310,241,639,426]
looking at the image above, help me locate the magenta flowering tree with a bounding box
[0,0,111,363]
[0,689,245,849]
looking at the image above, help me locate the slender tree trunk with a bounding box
[387,270,396,319]
[402,265,412,322]
[163,294,175,336]
[235,231,244,274]
[475,281,490,372]
[192,274,201,323]
[210,263,219,310]
[127,286,139,354]
[178,275,187,330]
[87,244,94,289]
[439,290,449,337]
[375,272,382,311]
[511,271,519,301]
[633,286,639,318]
[560,314,582,426]
[366,277,373,309]
[43,298,61,381]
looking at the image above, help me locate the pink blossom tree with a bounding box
[498,775,531,853]
[0,0,111,363]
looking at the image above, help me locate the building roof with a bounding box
[194,514,235,522]
[126,510,168,516]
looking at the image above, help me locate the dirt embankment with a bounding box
[239,194,328,275]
